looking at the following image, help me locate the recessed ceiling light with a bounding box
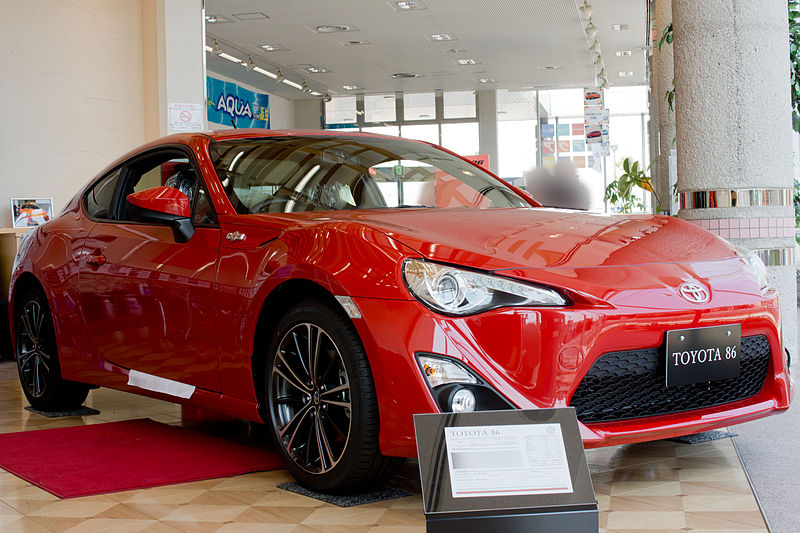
[478,78,496,83]
[232,12,268,20]
[391,72,420,78]
[342,85,362,90]
[204,14,231,23]
[428,33,455,41]
[612,24,629,30]
[340,40,371,46]
[619,71,634,77]
[314,24,353,33]
[456,58,479,65]
[616,50,632,56]
[538,65,563,70]
[444,48,466,54]
[260,44,288,52]
[390,0,427,10]
[292,64,330,73]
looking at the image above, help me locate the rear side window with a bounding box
[85,170,121,219]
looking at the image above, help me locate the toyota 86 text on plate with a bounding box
[9,130,792,492]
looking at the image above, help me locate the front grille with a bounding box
[569,335,771,424]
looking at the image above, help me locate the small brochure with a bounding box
[443,423,574,498]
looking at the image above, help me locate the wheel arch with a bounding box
[251,278,349,420]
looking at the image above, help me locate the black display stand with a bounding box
[414,408,598,533]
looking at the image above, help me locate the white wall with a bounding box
[206,71,295,130]
[0,0,147,225]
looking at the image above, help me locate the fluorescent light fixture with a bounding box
[612,24,629,30]
[428,33,455,41]
[315,24,352,33]
[478,78,496,83]
[253,66,277,79]
[283,79,303,89]
[260,44,288,51]
[219,52,241,63]
[310,91,321,96]
[456,58,479,65]
[232,12,268,20]
[391,0,427,10]
[616,50,632,56]
[619,71,634,77]
[204,45,212,53]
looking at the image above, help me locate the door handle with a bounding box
[87,252,107,267]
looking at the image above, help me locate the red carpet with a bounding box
[0,419,285,498]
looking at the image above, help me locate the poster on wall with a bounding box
[206,76,270,129]
[168,103,204,133]
[12,198,53,228]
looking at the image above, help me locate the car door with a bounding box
[78,147,222,392]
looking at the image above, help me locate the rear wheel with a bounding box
[15,287,89,411]
[265,300,402,493]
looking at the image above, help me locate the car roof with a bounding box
[163,129,429,143]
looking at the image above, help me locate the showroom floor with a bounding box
[0,361,773,533]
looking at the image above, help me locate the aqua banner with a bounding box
[206,76,270,128]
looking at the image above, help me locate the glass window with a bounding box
[362,125,400,137]
[209,136,529,214]
[443,91,476,119]
[325,96,357,125]
[497,90,538,184]
[364,94,396,123]
[85,170,121,219]
[401,124,439,145]
[404,92,436,121]
[441,122,479,156]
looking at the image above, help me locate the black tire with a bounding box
[265,300,403,493]
[15,287,89,411]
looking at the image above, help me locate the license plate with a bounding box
[665,324,741,387]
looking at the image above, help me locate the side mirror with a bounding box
[127,187,194,243]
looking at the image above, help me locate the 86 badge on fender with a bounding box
[666,324,741,387]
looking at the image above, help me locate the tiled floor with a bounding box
[0,361,768,532]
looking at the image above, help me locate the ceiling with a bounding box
[204,0,648,100]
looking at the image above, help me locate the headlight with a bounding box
[736,246,769,289]
[403,259,568,315]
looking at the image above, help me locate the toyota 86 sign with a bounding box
[8,129,793,493]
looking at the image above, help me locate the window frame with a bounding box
[81,144,219,228]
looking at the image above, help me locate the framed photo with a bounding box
[12,198,54,228]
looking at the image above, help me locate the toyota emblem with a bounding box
[679,282,709,303]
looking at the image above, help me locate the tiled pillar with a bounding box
[673,0,797,354]
[477,90,499,175]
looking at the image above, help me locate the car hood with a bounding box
[341,207,755,307]
[343,207,735,270]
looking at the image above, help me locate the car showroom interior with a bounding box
[0,0,797,532]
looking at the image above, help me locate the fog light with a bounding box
[450,387,477,413]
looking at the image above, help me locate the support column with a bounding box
[141,0,205,140]
[653,0,676,214]
[673,0,797,354]
[477,90,499,175]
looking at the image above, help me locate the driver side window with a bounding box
[118,152,216,225]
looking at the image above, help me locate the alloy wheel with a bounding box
[270,323,352,475]
[17,300,53,399]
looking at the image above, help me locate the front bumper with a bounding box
[351,293,792,457]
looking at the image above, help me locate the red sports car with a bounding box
[9,130,792,492]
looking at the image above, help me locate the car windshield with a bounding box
[209,136,530,214]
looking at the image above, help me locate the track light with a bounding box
[275,68,285,82]
[593,55,604,67]
[301,80,312,94]
[585,21,598,40]
[323,90,332,102]
[579,1,593,18]
[210,39,222,56]
[242,54,255,71]
[598,67,607,78]
[601,78,609,89]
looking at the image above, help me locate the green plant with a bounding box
[659,23,675,113]
[789,2,800,132]
[604,157,667,214]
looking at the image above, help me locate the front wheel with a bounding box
[15,287,89,411]
[265,300,402,493]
